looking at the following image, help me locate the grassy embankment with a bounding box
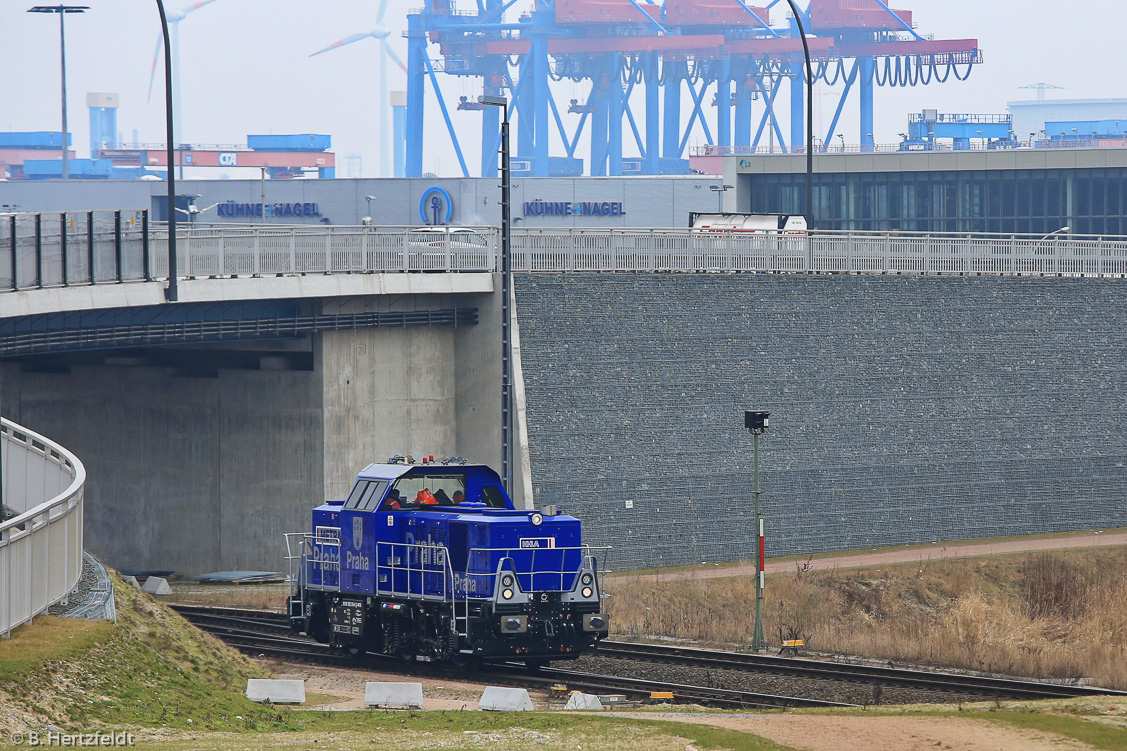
[0,567,788,750]
[607,546,1127,689]
[0,568,293,736]
[4,558,1127,750]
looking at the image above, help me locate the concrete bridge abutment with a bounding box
[0,275,523,576]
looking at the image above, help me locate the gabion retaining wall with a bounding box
[515,273,1127,570]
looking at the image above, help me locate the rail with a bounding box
[465,545,608,596]
[5,216,1127,288]
[508,227,1127,276]
[0,418,86,637]
[692,140,1127,155]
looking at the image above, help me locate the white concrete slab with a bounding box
[140,576,172,595]
[563,692,604,710]
[246,679,306,704]
[478,686,534,711]
[121,575,141,589]
[364,682,423,708]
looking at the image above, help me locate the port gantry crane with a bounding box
[403,0,981,178]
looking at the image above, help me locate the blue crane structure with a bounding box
[402,0,982,179]
[901,110,1016,151]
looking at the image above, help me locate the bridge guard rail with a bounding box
[147,226,498,278]
[0,210,149,291]
[0,418,86,637]
[6,218,1127,286]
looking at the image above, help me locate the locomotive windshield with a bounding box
[393,474,465,506]
[389,474,506,508]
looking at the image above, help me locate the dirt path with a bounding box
[617,530,1127,583]
[270,662,500,711]
[611,713,1098,751]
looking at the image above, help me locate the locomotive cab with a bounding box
[286,459,609,666]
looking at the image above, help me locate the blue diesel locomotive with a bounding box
[286,458,609,666]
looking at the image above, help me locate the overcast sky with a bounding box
[1,1,1123,178]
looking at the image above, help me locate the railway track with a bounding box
[169,605,848,708]
[169,604,1126,704]
[593,641,1127,701]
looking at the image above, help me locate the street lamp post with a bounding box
[783,0,813,225]
[745,410,769,652]
[155,0,177,301]
[709,184,734,213]
[260,167,268,225]
[364,195,377,224]
[28,5,88,180]
[479,94,513,498]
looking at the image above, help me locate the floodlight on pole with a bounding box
[27,5,88,180]
[479,94,513,498]
[709,184,734,212]
[744,410,769,652]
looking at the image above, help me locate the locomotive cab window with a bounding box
[481,486,506,508]
[344,480,388,511]
[392,474,466,507]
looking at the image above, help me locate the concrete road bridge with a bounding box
[2,211,1127,580]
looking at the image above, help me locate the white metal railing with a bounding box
[151,226,1127,277]
[146,226,499,278]
[0,419,86,637]
[8,223,1127,285]
[510,228,1127,276]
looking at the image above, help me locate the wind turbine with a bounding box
[146,0,222,146]
[311,0,407,177]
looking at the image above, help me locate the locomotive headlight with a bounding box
[502,588,514,600]
[581,586,594,598]
[530,512,543,526]
[581,573,593,586]
[501,574,515,588]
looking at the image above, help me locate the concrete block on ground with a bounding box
[364,682,423,708]
[122,575,141,589]
[246,679,305,704]
[140,576,172,595]
[478,686,534,711]
[563,692,604,710]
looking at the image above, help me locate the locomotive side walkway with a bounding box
[618,528,1127,583]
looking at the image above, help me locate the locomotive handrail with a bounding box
[375,540,457,604]
[467,544,610,595]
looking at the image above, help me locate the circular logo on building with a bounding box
[419,187,453,225]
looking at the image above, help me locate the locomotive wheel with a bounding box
[523,659,546,673]
[346,644,366,661]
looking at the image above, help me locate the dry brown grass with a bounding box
[166,582,289,611]
[605,547,1127,689]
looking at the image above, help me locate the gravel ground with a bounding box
[570,651,985,706]
[47,554,115,621]
[47,556,97,615]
